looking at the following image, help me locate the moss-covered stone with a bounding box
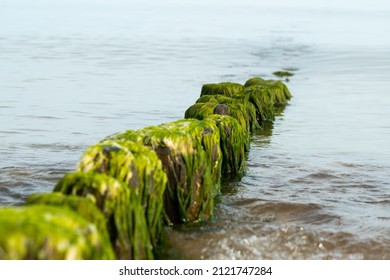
[0,205,115,260]
[54,172,153,260]
[206,115,249,175]
[76,140,167,248]
[200,82,244,97]
[108,119,222,225]
[25,192,109,243]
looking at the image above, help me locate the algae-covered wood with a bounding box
[25,192,109,242]
[207,114,249,175]
[201,82,244,97]
[54,172,153,260]
[0,205,115,260]
[238,87,275,122]
[76,140,167,247]
[187,98,259,133]
[244,77,292,106]
[244,77,266,87]
[108,119,222,225]
[199,78,291,124]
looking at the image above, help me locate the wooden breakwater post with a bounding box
[0,76,291,260]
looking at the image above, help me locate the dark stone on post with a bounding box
[213,104,230,116]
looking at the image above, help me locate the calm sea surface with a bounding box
[1,0,389,259]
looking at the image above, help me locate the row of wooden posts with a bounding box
[0,77,291,259]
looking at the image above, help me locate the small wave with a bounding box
[230,199,340,226]
[28,143,83,152]
[0,164,73,206]
[364,199,390,205]
[307,171,341,180]
[0,130,24,135]
[163,223,390,260]
[19,115,65,120]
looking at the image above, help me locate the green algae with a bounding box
[197,82,260,131]
[0,205,115,260]
[273,70,294,78]
[244,77,292,105]
[183,103,250,174]
[244,77,266,87]
[108,119,222,225]
[206,115,249,175]
[200,82,244,97]
[184,102,218,120]
[233,77,293,121]
[54,172,153,260]
[239,87,275,122]
[189,96,259,133]
[77,140,167,247]
[257,81,291,105]
[25,192,109,241]
[218,99,259,133]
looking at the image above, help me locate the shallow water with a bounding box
[1,0,390,259]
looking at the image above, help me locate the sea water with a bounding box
[1,0,389,259]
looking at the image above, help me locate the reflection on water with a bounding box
[1,0,390,259]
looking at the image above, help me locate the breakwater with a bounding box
[0,77,291,260]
